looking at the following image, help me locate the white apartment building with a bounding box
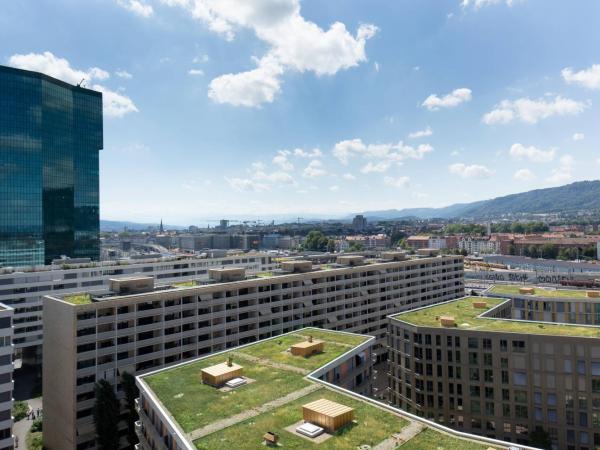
[458,236,499,255]
[0,253,275,363]
[42,254,464,450]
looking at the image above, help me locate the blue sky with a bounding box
[2,0,600,224]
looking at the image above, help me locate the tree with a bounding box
[121,372,139,448]
[304,231,331,252]
[348,242,364,252]
[529,427,552,450]
[540,243,558,259]
[93,379,121,450]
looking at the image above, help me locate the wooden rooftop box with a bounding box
[291,340,324,357]
[201,361,243,386]
[587,291,600,298]
[440,316,455,327]
[473,300,487,309]
[519,287,535,295]
[302,398,354,433]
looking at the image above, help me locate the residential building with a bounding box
[0,65,103,267]
[135,328,523,450]
[388,287,600,449]
[0,305,13,450]
[42,254,464,449]
[406,236,431,250]
[458,236,500,255]
[346,234,391,250]
[0,253,275,363]
[352,214,367,231]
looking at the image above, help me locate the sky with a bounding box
[2,0,600,225]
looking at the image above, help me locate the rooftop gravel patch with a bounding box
[393,296,600,337]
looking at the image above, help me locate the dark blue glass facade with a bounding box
[0,65,102,266]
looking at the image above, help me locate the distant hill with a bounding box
[359,180,600,220]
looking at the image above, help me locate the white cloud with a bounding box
[117,0,154,17]
[225,177,269,192]
[449,163,494,179]
[383,176,410,188]
[91,85,139,118]
[360,161,391,174]
[115,70,133,79]
[329,185,340,191]
[302,159,326,178]
[293,148,322,158]
[509,143,556,163]
[272,150,294,171]
[163,0,378,107]
[513,168,535,181]
[341,173,356,181]
[408,126,433,139]
[188,68,204,76]
[547,154,574,184]
[332,138,433,165]
[7,51,138,118]
[461,0,515,8]
[193,54,210,64]
[8,51,109,84]
[572,132,585,141]
[562,65,600,90]
[450,150,461,157]
[208,56,283,107]
[482,96,588,125]
[422,88,471,111]
[374,62,380,72]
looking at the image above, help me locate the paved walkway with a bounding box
[13,397,43,449]
[230,352,310,375]
[372,421,425,450]
[294,334,355,348]
[187,384,322,441]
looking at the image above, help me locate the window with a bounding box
[513,372,527,386]
[515,391,527,403]
[515,405,528,419]
[468,338,479,349]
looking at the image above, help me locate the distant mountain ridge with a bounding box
[359,180,600,220]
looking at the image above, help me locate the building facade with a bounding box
[42,254,463,449]
[388,294,600,450]
[0,65,103,267]
[0,253,274,362]
[0,305,14,450]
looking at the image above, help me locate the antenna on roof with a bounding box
[77,78,85,88]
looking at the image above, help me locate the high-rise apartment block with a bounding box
[388,286,600,450]
[0,65,103,268]
[0,305,14,450]
[0,253,275,363]
[43,254,463,449]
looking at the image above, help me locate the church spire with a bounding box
[159,218,164,233]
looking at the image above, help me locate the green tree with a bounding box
[121,372,139,447]
[540,243,558,259]
[529,427,552,450]
[93,380,121,450]
[348,242,364,252]
[326,239,336,253]
[304,231,330,252]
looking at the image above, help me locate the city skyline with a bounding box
[2,0,600,223]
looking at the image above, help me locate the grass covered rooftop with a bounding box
[141,327,506,450]
[488,284,598,299]
[393,296,600,338]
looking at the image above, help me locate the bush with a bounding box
[31,418,42,432]
[12,400,28,422]
[26,431,43,450]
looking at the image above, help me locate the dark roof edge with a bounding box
[0,64,102,97]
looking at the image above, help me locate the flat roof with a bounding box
[139,328,508,450]
[488,284,599,299]
[392,296,600,337]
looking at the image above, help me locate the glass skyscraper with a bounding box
[0,65,103,267]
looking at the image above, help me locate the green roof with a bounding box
[62,293,92,305]
[141,328,505,450]
[488,284,598,299]
[393,296,600,337]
